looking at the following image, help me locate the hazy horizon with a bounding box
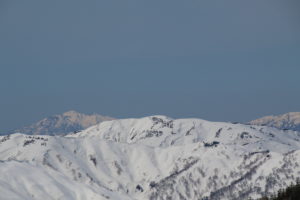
[0,0,299,133]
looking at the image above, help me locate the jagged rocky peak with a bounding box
[10,110,115,136]
[250,112,300,131]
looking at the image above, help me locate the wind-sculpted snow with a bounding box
[1,116,300,200]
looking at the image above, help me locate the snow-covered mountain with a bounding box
[1,115,300,200]
[250,112,300,132]
[9,111,114,136]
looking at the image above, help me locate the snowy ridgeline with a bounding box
[1,116,300,200]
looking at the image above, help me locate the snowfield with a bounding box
[1,116,300,200]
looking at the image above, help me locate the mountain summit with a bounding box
[250,112,300,132]
[10,110,114,136]
[1,116,300,199]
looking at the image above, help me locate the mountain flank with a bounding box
[250,112,300,132]
[1,115,300,199]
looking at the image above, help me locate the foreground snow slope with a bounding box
[1,116,300,200]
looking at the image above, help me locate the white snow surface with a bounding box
[1,115,300,200]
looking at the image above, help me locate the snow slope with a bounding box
[1,116,300,200]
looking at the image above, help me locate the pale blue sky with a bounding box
[0,0,299,133]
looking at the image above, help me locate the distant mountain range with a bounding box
[10,110,114,136]
[7,111,300,136]
[250,112,300,132]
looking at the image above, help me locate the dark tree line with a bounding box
[260,180,300,200]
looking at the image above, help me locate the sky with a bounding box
[0,0,300,133]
